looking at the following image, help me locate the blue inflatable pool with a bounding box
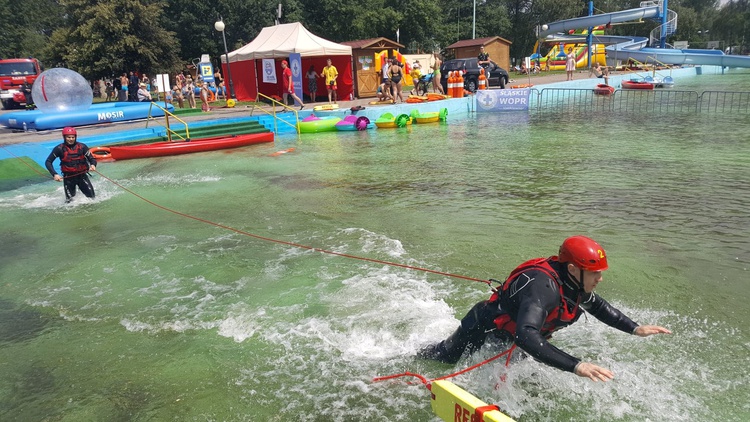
[0,102,175,130]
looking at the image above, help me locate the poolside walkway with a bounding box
[0,69,591,146]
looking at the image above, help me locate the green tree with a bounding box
[0,0,14,57]
[0,0,63,60]
[301,0,401,42]
[4,0,745,82]
[164,0,293,66]
[502,0,582,61]
[46,0,180,79]
[163,0,218,65]
[476,0,513,42]
[437,0,475,45]
[390,0,443,53]
[676,0,719,14]
[711,0,749,51]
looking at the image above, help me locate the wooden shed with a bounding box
[444,36,512,72]
[340,37,404,99]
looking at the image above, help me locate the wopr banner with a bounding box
[476,88,531,112]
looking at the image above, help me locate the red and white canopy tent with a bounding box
[220,22,353,102]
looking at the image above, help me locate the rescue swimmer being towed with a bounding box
[419,236,672,382]
[45,127,97,202]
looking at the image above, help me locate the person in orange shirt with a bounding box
[281,60,304,110]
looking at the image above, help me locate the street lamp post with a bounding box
[472,0,476,39]
[698,30,709,48]
[214,17,236,99]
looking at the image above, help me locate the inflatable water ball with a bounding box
[226,98,236,108]
[32,68,93,114]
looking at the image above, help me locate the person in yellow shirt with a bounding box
[409,61,422,95]
[321,58,338,104]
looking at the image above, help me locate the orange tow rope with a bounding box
[372,344,517,389]
[91,168,492,285]
[4,145,510,387]
[0,144,490,285]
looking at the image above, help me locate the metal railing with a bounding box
[146,102,190,141]
[700,91,750,114]
[649,8,677,47]
[532,88,750,115]
[622,58,672,80]
[534,88,608,114]
[249,93,300,135]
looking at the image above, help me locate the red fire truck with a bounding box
[0,58,43,109]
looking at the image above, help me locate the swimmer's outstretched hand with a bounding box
[574,362,614,382]
[634,325,672,337]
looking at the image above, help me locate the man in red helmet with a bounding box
[419,236,671,382]
[45,127,97,202]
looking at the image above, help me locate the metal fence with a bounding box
[699,91,750,114]
[531,88,750,115]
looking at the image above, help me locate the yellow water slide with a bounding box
[531,27,607,70]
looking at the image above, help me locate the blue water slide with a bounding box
[607,47,750,68]
[539,4,750,68]
[538,6,660,38]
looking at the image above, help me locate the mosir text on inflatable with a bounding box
[98,110,125,121]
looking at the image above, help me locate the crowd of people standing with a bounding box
[376,53,445,103]
[93,67,228,111]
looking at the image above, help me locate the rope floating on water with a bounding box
[90,169,489,284]
[1,144,490,284]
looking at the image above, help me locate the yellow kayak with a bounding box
[313,104,339,111]
[374,112,411,128]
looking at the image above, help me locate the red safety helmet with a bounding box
[62,127,77,136]
[558,235,608,271]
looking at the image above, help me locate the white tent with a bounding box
[225,22,352,62]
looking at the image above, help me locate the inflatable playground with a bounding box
[0,67,175,131]
[374,49,435,87]
[535,0,750,72]
[531,26,607,70]
[1,102,175,131]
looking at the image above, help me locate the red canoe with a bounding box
[593,84,615,96]
[621,80,654,90]
[90,132,274,161]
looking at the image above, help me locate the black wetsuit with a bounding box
[21,82,33,107]
[420,258,639,372]
[478,52,491,78]
[45,141,97,202]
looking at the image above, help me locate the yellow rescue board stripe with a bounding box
[430,380,516,422]
[313,104,339,111]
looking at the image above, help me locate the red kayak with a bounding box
[593,84,615,96]
[621,80,654,90]
[90,132,274,161]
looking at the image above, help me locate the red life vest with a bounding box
[490,257,582,338]
[60,142,89,174]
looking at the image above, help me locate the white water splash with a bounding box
[124,173,222,186]
[0,182,120,209]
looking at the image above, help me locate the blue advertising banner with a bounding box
[289,53,303,105]
[199,62,215,84]
[476,88,531,112]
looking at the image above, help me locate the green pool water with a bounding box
[0,71,748,421]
